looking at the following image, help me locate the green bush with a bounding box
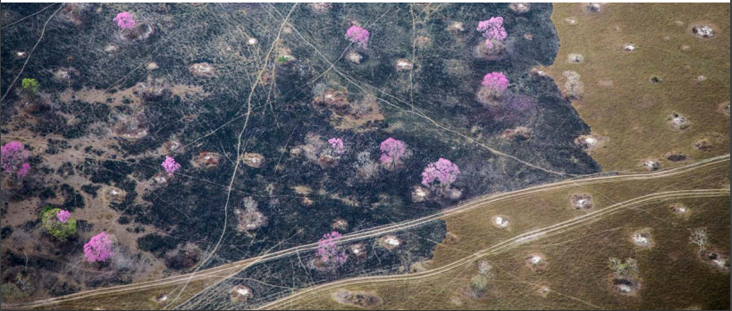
[21,78,39,97]
[275,55,294,65]
[41,207,77,241]
[470,274,489,293]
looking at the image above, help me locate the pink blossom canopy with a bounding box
[421,158,460,187]
[316,231,348,265]
[114,12,136,29]
[379,138,406,165]
[56,210,71,223]
[17,163,31,179]
[477,17,507,49]
[84,232,115,262]
[162,156,181,176]
[481,72,509,92]
[345,25,370,49]
[327,137,345,156]
[1,141,31,179]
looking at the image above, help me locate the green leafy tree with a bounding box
[41,207,77,241]
[21,78,39,98]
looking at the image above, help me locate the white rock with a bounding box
[236,288,250,296]
[104,45,119,53]
[632,233,650,245]
[693,25,715,38]
[618,284,632,293]
[568,53,584,63]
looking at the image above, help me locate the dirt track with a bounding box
[3,154,728,310]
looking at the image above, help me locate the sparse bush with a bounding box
[354,151,379,180]
[470,274,489,296]
[0,274,35,299]
[323,137,345,159]
[41,207,77,241]
[689,227,708,251]
[165,243,202,270]
[235,196,268,232]
[562,71,584,100]
[478,260,493,275]
[315,231,348,267]
[608,257,638,279]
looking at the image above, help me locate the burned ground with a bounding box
[1,3,599,303]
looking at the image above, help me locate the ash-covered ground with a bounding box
[1,3,599,303]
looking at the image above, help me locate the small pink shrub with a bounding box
[316,231,348,266]
[84,232,115,262]
[327,137,345,157]
[345,25,370,49]
[114,12,136,29]
[56,210,71,223]
[161,156,181,176]
[1,141,31,179]
[17,163,31,179]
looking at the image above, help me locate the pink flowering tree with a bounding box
[56,210,71,223]
[315,231,348,267]
[1,141,31,180]
[113,12,136,29]
[477,17,507,50]
[345,25,370,49]
[379,138,406,168]
[421,158,460,190]
[161,156,181,176]
[84,232,115,262]
[481,72,509,98]
[325,137,345,158]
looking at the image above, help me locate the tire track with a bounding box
[259,189,730,310]
[5,154,728,310]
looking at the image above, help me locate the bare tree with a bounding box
[242,196,258,211]
[478,260,493,276]
[689,227,708,251]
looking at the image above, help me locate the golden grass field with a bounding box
[543,3,730,172]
